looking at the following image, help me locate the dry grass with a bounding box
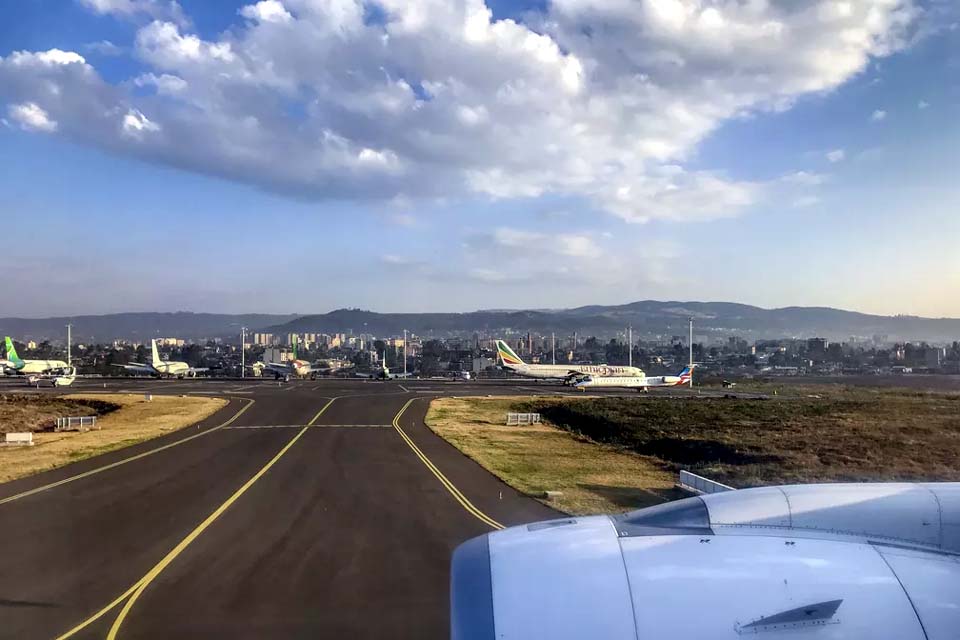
[0,394,228,483]
[0,394,117,433]
[426,396,679,515]
[515,386,960,487]
[427,385,960,516]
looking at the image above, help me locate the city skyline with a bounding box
[2,0,958,317]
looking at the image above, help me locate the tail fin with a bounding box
[496,340,525,367]
[382,352,389,374]
[151,339,162,366]
[5,337,22,364]
[677,364,696,383]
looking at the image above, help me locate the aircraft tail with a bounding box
[151,339,162,366]
[4,337,23,364]
[677,364,696,385]
[496,340,525,367]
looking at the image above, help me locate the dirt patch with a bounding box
[0,394,119,434]
[0,393,229,483]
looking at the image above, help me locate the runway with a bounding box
[0,378,573,639]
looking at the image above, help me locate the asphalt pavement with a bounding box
[0,378,568,639]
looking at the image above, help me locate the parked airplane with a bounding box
[257,336,340,381]
[2,336,69,375]
[353,353,412,380]
[28,367,77,387]
[496,339,644,382]
[573,365,695,391]
[452,482,960,639]
[113,339,208,378]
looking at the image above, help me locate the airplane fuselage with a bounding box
[503,362,645,380]
[6,359,69,374]
[574,373,690,390]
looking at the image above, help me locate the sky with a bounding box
[1,0,958,318]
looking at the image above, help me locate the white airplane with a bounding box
[257,336,340,381]
[113,339,208,379]
[573,365,695,392]
[2,336,69,375]
[28,367,77,387]
[452,482,960,639]
[496,339,644,383]
[353,353,412,380]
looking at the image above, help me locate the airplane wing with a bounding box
[187,367,209,373]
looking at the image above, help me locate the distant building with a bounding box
[253,333,274,346]
[807,338,827,354]
[26,340,37,350]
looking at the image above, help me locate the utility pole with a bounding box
[403,329,407,376]
[66,323,72,367]
[241,327,246,378]
[628,326,632,367]
[688,317,694,387]
[551,332,556,365]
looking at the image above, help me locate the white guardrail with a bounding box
[506,413,541,426]
[55,416,99,432]
[679,470,735,494]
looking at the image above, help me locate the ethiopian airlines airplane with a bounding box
[573,365,695,392]
[496,339,644,381]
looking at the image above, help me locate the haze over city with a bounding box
[2,0,958,318]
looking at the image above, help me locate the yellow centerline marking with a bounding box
[0,397,255,506]
[391,398,504,530]
[55,397,336,640]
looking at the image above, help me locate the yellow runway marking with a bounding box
[391,398,504,531]
[54,397,336,640]
[0,398,255,506]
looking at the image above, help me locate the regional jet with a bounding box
[573,365,695,391]
[452,482,960,639]
[496,339,644,383]
[257,336,338,381]
[113,339,208,378]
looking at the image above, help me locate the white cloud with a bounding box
[918,99,930,109]
[1,1,923,222]
[793,195,821,208]
[871,109,888,121]
[121,108,160,137]
[782,171,827,186]
[133,72,187,94]
[85,40,123,56]
[239,1,293,24]
[826,149,845,163]
[7,102,57,132]
[79,0,187,25]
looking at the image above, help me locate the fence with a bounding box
[679,470,735,495]
[506,413,541,426]
[55,416,99,432]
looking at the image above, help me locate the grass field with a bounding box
[0,393,228,483]
[426,397,680,515]
[427,385,960,515]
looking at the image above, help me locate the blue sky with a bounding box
[1,0,958,317]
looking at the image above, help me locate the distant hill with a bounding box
[5,303,960,343]
[268,302,960,342]
[0,312,298,342]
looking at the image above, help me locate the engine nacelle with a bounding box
[452,483,960,639]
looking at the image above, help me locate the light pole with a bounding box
[241,327,246,378]
[688,317,694,387]
[551,332,555,365]
[628,325,632,368]
[66,323,72,367]
[403,329,407,376]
